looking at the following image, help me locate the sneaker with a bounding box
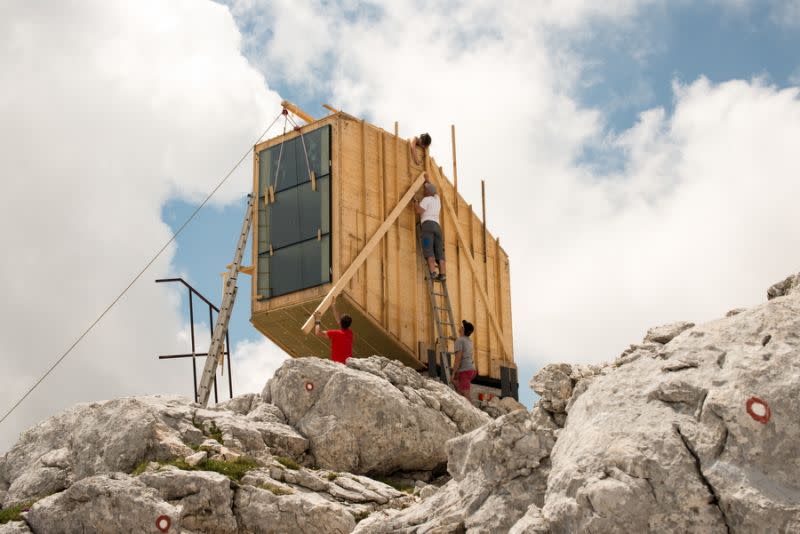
[437,274,447,282]
[429,271,438,280]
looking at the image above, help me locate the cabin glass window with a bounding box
[257,125,331,298]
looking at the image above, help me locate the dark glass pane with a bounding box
[302,126,330,178]
[269,137,300,192]
[300,236,330,289]
[268,243,304,297]
[296,177,330,241]
[268,187,301,249]
[257,124,332,299]
[267,236,331,297]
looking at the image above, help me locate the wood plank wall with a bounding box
[251,112,514,380]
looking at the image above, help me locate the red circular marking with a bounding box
[305,382,314,392]
[746,397,771,424]
[156,515,171,532]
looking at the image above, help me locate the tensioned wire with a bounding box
[0,109,286,426]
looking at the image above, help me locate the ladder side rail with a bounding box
[197,195,255,406]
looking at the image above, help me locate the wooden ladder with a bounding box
[197,194,255,406]
[419,225,457,387]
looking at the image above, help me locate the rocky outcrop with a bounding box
[0,355,482,532]
[355,273,800,533]
[4,275,800,533]
[541,289,800,533]
[767,272,800,299]
[476,395,528,418]
[263,356,489,475]
[25,473,182,533]
[354,407,557,533]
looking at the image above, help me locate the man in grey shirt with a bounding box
[452,320,476,402]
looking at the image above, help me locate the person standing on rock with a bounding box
[313,296,354,364]
[452,320,476,402]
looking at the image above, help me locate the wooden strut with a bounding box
[281,100,315,124]
[301,171,428,334]
[428,162,512,358]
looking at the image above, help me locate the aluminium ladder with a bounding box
[197,194,255,406]
[418,225,457,387]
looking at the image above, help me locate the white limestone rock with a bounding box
[542,284,800,533]
[139,468,237,533]
[354,409,557,533]
[264,356,489,475]
[643,321,695,344]
[184,450,207,467]
[25,473,181,534]
[0,396,195,506]
[234,485,355,534]
[0,522,32,534]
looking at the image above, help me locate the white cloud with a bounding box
[229,0,800,379]
[0,0,282,452]
[229,338,289,396]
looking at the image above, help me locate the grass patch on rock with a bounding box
[0,500,36,524]
[207,421,224,444]
[259,482,294,496]
[275,456,300,470]
[373,476,415,494]
[326,472,339,481]
[131,460,151,476]
[136,456,260,482]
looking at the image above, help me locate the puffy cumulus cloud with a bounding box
[0,0,282,452]
[230,338,290,395]
[227,1,800,381]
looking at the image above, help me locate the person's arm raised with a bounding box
[313,311,327,338]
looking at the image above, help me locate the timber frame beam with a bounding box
[281,100,316,124]
[301,171,428,334]
[428,160,512,358]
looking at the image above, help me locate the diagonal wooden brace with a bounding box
[301,171,427,334]
[428,161,512,359]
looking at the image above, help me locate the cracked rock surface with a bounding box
[541,276,800,533]
[264,356,490,475]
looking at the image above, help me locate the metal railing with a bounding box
[155,278,233,403]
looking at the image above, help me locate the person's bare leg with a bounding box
[427,256,437,274]
[438,259,446,276]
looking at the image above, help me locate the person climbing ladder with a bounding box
[413,173,446,282]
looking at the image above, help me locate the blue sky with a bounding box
[161,1,800,408]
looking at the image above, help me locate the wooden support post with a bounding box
[494,236,504,357]
[361,120,368,306]
[428,163,511,357]
[481,180,487,263]
[301,172,427,334]
[322,103,339,113]
[394,136,401,337]
[451,125,458,216]
[380,131,389,326]
[281,99,315,124]
[394,121,399,136]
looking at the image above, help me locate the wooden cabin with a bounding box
[250,107,517,395]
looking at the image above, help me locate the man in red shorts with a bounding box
[313,296,354,364]
[451,320,476,402]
